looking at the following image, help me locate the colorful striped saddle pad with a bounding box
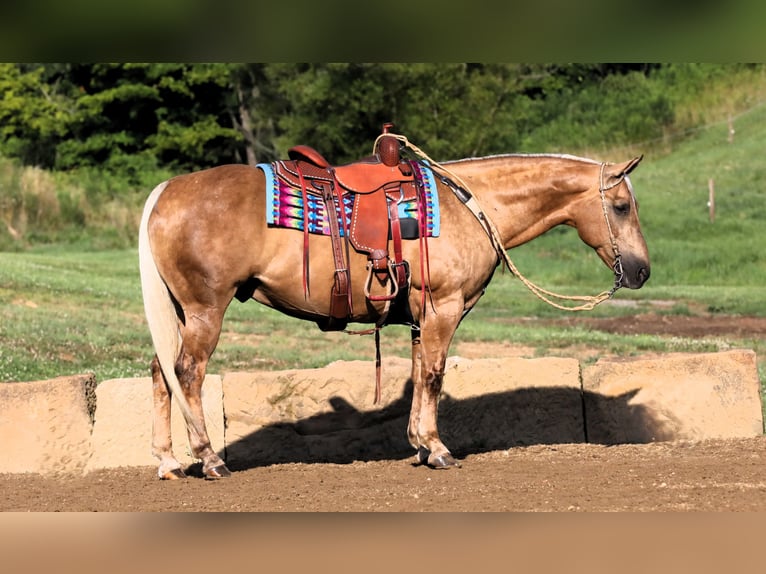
[257,159,440,240]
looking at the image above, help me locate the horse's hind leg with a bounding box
[176,303,231,479]
[151,356,187,480]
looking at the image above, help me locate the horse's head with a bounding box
[573,156,650,290]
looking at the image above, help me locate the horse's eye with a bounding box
[614,203,630,216]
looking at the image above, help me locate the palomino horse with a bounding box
[138,145,650,480]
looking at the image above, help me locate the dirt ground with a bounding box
[2,437,765,511]
[2,312,765,512]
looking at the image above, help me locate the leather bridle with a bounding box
[598,162,632,296]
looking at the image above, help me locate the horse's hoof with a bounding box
[415,446,430,466]
[160,468,187,480]
[204,464,232,480]
[429,452,461,469]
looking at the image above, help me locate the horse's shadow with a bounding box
[186,379,674,475]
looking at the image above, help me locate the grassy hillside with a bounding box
[497,98,766,317]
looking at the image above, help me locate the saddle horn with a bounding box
[378,123,400,167]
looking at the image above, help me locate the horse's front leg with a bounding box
[407,327,425,461]
[408,299,462,469]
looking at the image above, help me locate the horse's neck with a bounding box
[446,155,593,248]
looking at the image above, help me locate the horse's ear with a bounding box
[622,154,644,175]
[624,154,643,175]
[605,155,643,181]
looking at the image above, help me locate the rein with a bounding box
[374,133,625,312]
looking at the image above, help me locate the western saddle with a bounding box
[274,123,425,332]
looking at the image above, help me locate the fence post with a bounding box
[728,115,735,143]
[708,178,715,223]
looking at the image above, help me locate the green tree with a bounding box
[0,63,285,181]
[0,63,73,168]
[228,64,281,165]
[262,63,637,162]
[2,63,752,185]
[265,63,527,162]
[55,63,247,182]
[264,63,392,163]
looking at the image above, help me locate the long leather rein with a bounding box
[375,133,626,312]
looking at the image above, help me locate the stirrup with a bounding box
[363,260,399,302]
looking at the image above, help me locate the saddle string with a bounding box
[414,161,436,317]
[374,133,623,312]
[295,161,311,299]
[332,170,355,315]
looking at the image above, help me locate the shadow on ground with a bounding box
[190,380,672,475]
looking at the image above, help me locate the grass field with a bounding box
[1,247,765,384]
[1,89,765,389]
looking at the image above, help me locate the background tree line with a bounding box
[1,63,763,249]
[2,63,755,184]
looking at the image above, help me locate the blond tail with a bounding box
[138,181,203,439]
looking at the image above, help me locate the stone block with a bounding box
[0,374,96,475]
[440,356,585,452]
[85,375,223,472]
[222,357,413,468]
[582,349,763,444]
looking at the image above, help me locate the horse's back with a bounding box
[152,164,267,232]
[162,163,264,207]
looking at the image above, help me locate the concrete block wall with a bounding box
[0,350,762,475]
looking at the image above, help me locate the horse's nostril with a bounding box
[638,267,650,284]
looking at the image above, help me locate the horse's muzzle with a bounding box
[619,256,650,289]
